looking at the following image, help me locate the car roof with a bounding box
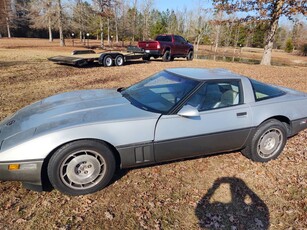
[165,68,247,81]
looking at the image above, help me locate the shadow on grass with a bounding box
[195,177,269,229]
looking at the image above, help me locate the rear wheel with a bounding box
[103,55,113,67]
[162,50,171,62]
[47,140,116,196]
[241,119,287,162]
[115,55,124,66]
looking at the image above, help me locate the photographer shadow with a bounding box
[195,177,269,229]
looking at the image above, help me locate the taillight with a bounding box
[157,43,160,49]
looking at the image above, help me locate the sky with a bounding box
[152,0,304,26]
[154,0,212,12]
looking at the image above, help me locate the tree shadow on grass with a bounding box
[195,177,269,229]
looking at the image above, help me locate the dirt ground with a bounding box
[0,38,306,229]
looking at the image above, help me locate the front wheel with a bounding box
[103,55,113,67]
[241,119,287,162]
[47,140,116,196]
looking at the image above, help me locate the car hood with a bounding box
[0,89,159,147]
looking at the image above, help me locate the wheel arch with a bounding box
[41,138,122,189]
[163,47,171,54]
[259,115,291,136]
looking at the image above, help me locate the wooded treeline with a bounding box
[0,0,306,64]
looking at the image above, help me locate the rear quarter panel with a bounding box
[250,95,307,126]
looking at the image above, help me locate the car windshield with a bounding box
[121,70,199,113]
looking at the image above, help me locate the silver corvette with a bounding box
[0,68,306,195]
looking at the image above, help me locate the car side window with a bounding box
[174,36,186,43]
[186,81,242,111]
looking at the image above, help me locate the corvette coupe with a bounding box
[0,68,306,195]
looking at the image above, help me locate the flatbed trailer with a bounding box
[48,46,145,67]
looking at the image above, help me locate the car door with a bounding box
[154,80,253,162]
[173,35,187,55]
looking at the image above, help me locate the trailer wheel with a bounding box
[115,55,124,66]
[142,55,150,61]
[103,55,113,67]
[76,60,88,67]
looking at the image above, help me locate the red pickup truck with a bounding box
[138,34,194,62]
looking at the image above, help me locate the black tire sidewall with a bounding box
[162,50,171,62]
[142,55,150,61]
[249,120,287,162]
[47,140,116,196]
[187,51,194,61]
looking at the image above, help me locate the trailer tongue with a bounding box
[48,46,145,67]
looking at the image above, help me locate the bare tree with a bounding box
[213,10,223,55]
[92,0,114,46]
[29,0,56,42]
[191,4,211,56]
[213,0,307,65]
[141,0,154,40]
[56,0,65,46]
[0,0,14,37]
[131,0,138,42]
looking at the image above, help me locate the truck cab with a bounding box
[138,34,194,62]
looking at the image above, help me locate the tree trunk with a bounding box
[57,0,65,47]
[48,16,53,42]
[100,17,104,47]
[6,17,11,38]
[107,18,110,45]
[260,0,284,65]
[132,0,137,42]
[214,10,223,57]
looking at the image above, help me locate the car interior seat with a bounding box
[213,89,238,108]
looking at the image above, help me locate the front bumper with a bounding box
[0,160,43,185]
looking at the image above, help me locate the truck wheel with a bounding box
[241,119,287,162]
[115,55,124,66]
[47,140,116,196]
[186,51,194,61]
[103,55,113,67]
[162,50,171,62]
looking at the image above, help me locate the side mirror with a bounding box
[177,105,200,118]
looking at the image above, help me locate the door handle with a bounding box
[237,112,247,117]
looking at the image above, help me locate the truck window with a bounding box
[174,35,186,43]
[156,35,172,42]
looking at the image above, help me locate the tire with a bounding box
[162,50,171,62]
[186,50,194,61]
[115,55,124,66]
[47,140,116,196]
[142,55,150,61]
[76,60,88,67]
[241,119,287,162]
[103,55,113,67]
